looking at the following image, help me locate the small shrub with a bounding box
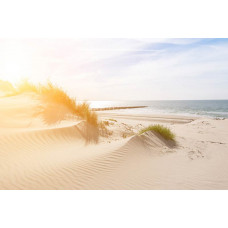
[139,124,175,141]
[122,133,127,138]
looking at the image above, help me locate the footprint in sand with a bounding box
[188,150,205,160]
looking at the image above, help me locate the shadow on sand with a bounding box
[36,104,99,144]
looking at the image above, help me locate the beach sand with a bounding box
[0,94,228,189]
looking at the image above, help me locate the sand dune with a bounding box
[0,94,228,189]
[0,123,174,189]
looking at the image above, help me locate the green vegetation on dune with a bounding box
[108,118,117,122]
[139,124,176,141]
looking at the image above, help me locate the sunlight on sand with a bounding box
[0,80,228,189]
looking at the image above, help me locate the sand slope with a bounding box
[0,95,228,189]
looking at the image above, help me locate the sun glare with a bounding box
[1,42,32,84]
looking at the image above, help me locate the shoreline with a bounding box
[98,111,198,124]
[89,100,228,119]
[97,109,227,120]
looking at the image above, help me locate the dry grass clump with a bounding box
[73,102,98,126]
[0,80,16,96]
[39,82,77,112]
[14,79,98,126]
[103,121,110,126]
[16,79,39,94]
[85,110,98,126]
[122,132,127,138]
[139,124,175,141]
[108,119,117,122]
[99,121,113,137]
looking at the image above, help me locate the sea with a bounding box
[89,100,228,119]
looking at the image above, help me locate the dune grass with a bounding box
[13,79,98,126]
[98,121,113,137]
[16,79,39,94]
[139,124,175,141]
[108,118,117,122]
[39,81,78,112]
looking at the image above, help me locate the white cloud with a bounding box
[0,39,227,100]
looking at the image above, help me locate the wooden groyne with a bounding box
[92,106,147,111]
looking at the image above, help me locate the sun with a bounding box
[1,41,32,84]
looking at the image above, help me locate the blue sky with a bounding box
[0,38,228,100]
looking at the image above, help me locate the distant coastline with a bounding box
[89,100,228,118]
[92,106,147,111]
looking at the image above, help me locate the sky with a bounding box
[0,38,228,100]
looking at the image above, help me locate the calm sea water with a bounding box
[89,100,228,118]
